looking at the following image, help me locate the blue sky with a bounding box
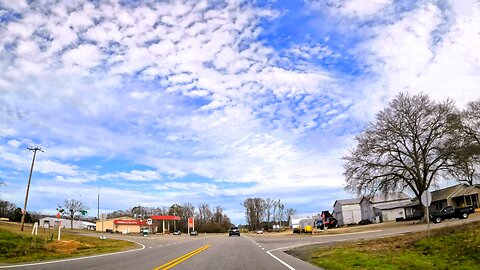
[1,0,479,225]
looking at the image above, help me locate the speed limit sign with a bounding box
[147,218,152,225]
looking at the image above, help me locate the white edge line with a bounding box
[244,235,296,270]
[266,251,296,270]
[0,239,145,269]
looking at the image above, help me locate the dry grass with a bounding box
[0,221,137,264]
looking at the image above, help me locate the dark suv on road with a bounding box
[229,226,240,237]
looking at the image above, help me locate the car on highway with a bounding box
[173,230,181,235]
[190,230,198,236]
[229,226,240,236]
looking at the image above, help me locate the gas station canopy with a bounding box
[151,215,180,221]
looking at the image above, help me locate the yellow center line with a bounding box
[154,244,212,270]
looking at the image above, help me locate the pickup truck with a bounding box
[430,206,475,223]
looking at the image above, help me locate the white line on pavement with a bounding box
[266,251,296,270]
[313,229,382,237]
[243,235,296,270]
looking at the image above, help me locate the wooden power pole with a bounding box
[20,147,43,231]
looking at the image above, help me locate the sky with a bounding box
[0,0,479,225]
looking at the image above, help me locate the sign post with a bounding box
[58,220,62,241]
[100,214,107,239]
[188,217,194,235]
[31,222,38,235]
[421,190,432,237]
[147,218,152,235]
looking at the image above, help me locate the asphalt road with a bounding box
[1,214,479,270]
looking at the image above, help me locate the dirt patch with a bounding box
[45,240,82,254]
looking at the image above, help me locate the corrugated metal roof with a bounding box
[369,192,410,203]
[373,201,412,210]
[334,198,362,206]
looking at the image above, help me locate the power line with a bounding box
[20,146,44,231]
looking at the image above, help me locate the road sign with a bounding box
[421,190,432,207]
[147,218,152,225]
[188,217,194,228]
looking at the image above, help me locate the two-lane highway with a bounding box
[0,233,301,270]
[1,215,478,270]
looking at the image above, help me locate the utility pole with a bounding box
[97,187,100,220]
[21,147,43,231]
[278,199,283,231]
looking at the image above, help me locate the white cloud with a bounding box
[1,0,478,224]
[36,159,81,176]
[349,1,480,123]
[0,0,29,11]
[307,0,393,19]
[7,140,21,148]
[62,44,102,69]
[103,170,162,182]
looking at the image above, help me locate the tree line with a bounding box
[0,199,41,223]
[243,197,296,231]
[0,196,232,233]
[344,93,480,218]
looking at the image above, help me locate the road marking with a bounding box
[266,251,296,270]
[0,239,146,269]
[312,229,382,237]
[154,244,211,270]
[244,235,296,270]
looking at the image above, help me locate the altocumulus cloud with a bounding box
[0,0,479,223]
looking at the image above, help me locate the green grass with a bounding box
[0,222,137,263]
[286,221,480,270]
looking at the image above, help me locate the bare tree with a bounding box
[448,100,480,185]
[461,100,480,145]
[285,208,297,219]
[448,147,480,186]
[243,198,264,230]
[277,201,285,225]
[263,198,274,228]
[343,93,461,219]
[59,199,88,229]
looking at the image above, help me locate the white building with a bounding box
[360,192,411,223]
[39,217,96,230]
[333,198,362,226]
[288,213,318,229]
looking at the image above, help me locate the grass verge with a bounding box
[286,221,480,270]
[0,222,137,264]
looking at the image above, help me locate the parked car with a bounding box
[430,206,475,223]
[255,229,263,234]
[189,230,198,236]
[229,226,240,237]
[140,228,149,236]
[173,230,181,235]
[397,211,424,222]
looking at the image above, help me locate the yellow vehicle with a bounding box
[299,218,314,233]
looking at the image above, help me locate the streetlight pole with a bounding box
[21,147,43,231]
